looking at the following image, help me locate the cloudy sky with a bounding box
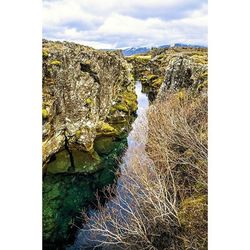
[43,0,207,49]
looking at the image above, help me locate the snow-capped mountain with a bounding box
[122,47,151,56]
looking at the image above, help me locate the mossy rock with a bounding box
[140,78,148,84]
[94,136,116,155]
[46,150,71,174]
[110,91,138,114]
[72,150,101,174]
[196,82,207,92]
[129,72,135,82]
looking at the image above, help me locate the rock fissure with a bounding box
[64,133,75,173]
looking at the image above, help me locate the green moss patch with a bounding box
[111,91,138,114]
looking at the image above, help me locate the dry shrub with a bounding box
[81,90,207,250]
[147,90,207,198]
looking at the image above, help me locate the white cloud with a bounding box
[43,0,207,48]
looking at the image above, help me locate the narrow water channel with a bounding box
[68,80,149,249]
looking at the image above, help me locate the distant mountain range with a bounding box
[121,43,207,56]
[122,47,151,56]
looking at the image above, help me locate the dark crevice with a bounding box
[80,63,100,84]
[80,63,91,72]
[64,133,75,172]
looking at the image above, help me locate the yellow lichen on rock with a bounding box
[122,91,138,112]
[42,49,49,59]
[96,121,118,136]
[42,109,49,119]
[50,60,62,66]
[85,98,93,105]
[152,77,164,88]
[75,130,81,139]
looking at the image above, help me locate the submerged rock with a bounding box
[46,150,71,174]
[94,136,116,155]
[72,149,101,174]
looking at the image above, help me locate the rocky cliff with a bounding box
[42,40,137,174]
[158,50,208,97]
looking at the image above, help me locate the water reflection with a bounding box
[69,81,150,249]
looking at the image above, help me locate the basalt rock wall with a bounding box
[42,40,137,174]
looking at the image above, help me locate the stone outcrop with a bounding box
[158,52,208,98]
[126,47,207,101]
[42,40,137,174]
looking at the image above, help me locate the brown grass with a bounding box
[81,89,208,250]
